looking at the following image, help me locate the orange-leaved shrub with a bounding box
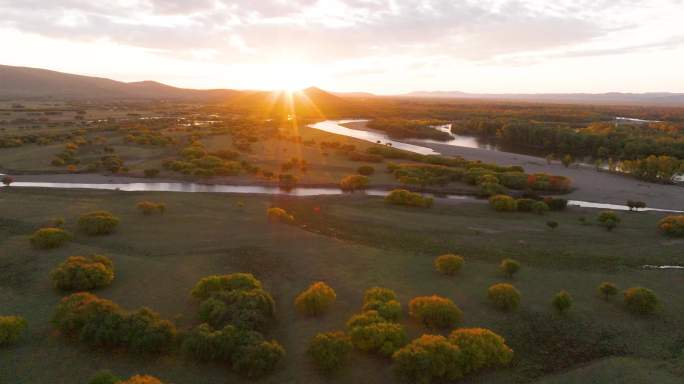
[50,255,114,291]
[295,282,337,316]
[408,295,462,329]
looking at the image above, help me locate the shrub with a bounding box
[347,310,386,329]
[88,370,121,384]
[392,334,464,384]
[626,200,647,211]
[516,198,535,212]
[278,173,298,189]
[339,174,369,191]
[597,211,620,231]
[546,221,559,230]
[598,282,618,298]
[479,182,507,197]
[30,227,71,249]
[120,375,163,384]
[362,287,402,322]
[531,201,550,215]
[191,273,262,300]
[137,201,166,215]
[623,287,659,315]
[552,291,572,313]
[357,165,375,176]
[143,168,160,178]
[448,328,514,374]
[0,315,27,345]
[295,282,337,316]
[385,189,433,208]
[78,211,120,235]
[50,255,114,291]
[267,207,294,223]
[544,197,568,211]
[408,295,462,329]
[307,331,353,373]
[499,258,520,278]
[489,195,517,212]
[232,339,286,378]
[487,283,520,311]
[348,321,407,356]
[52,292,176,354]
[434,254,464,276]
[658,215,684,237]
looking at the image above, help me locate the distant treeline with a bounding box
[367,118,452,141]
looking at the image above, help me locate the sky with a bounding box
[1,0,684,94]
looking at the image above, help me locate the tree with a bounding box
[78,211,120,235]
[307,331,353,374]
[623,287,659,315]
[1,175,14,186]
[487,283,520,311]
[552,291,572,313]
[392,334,464,384]
[448,328,514,374]
[295,282,337,316]
[434,254,464,276]
[598,282,618,298]
[339,174,369,191]
[499,259,520,278]
[0,315,27,345]
[597,211,620,231]
[626,200,647,212]
[408,295,462,329]
[30,227,71,249]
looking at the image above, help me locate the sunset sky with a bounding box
[1,0,683,94]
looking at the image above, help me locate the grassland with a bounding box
[1,187,683,383]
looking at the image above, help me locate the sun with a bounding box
[268,60,316,91]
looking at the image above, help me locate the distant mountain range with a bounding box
[2,64,684,107]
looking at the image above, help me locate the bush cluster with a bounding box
[137,201,166,215]
[267,207,294,224]
[30,227,71,249]
[191,273,275,331]
[347,287,407,356]
[658,215,684,237]
[78,211,120,235]
[307,331,353,374]
[384,189,433,208]
[0,315,27,346]
[392,328,513,383]
[180,323,285,378]
[50,255,114,291]
[52,292,176,354]
[408,295,462,330]
[434,254,464,276]
[294,282,337,316]
[339,174,369,191]
[487,283,521,311]
[623,287,659,315]
[489,195,517,212]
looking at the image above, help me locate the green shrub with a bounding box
[143,168,160,178]
[348,321,407,356]
[598,282,618,298]
[448,328,514,374]
[295,282,337,316]
[489,195,517,212]
[30,227,71,249]
[392,334,464,383]
[434,254,464,276]
[191,273,262,300]
[498,172,527,189]
[552,291,572,313]
[88,370,121,384]
[531,201,550,215]
[52,292,176,354]
[385,189,433,208]
[499,258,520,278]
[487,283,520,311]
[50,255,114,291]
[408,295,462,329]
[78,211,120,235]
[623,287,659,315]
[267,207,294,223]
[479,182,507,197]
[544,197,568,211]
[357,165,375,176]
[0,315,27,345]
[137,201,166,215]
[347,310,386,329]
[232,339,285,378]
[597,211,620,231]
[307,331,353,373]
[339,174,369,191]
[658,215,684,237]
[362,287,402,322]
[516,198,535,212]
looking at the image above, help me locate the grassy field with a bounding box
[1,187,683,383]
